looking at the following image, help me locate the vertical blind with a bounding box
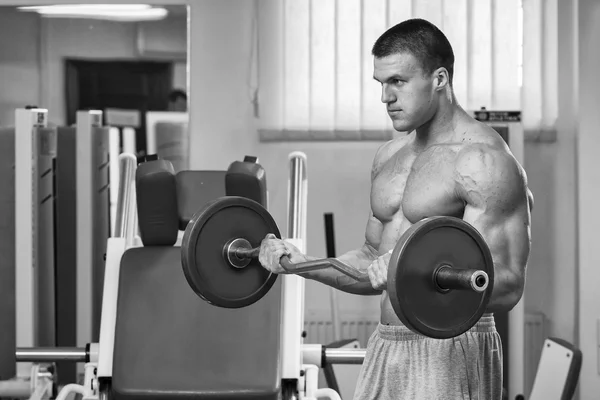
[257,0,556,140]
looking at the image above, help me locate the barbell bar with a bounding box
[227,239,489,292]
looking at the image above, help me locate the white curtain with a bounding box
[257,0,557,141]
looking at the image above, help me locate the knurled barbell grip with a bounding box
[233,245,370,282]
[279,256,371,282]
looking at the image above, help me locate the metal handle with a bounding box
[279,256,370,282]
[323,348,366,364]
[113,153,137,238]
[16,347,87,362]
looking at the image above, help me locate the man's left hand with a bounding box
[367,250,392,291]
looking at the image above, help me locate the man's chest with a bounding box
[371,146,466,222]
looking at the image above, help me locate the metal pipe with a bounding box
[16,347,87,362]
[287,152,307,240]
[280,152,308,381]
[324,348,366,365]
[113,153,137,238]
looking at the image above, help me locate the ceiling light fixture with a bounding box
[17,4,168,22]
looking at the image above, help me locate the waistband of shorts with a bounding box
[376,313,496,341]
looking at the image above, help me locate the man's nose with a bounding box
[381,84,396,104]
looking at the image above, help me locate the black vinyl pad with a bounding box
[225,160,268,207]
[136,160,179,246]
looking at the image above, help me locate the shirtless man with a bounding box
[259,18,533,399]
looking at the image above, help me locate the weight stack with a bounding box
[155,121,189,173]
[55,126,110,385]
[0,128,16,381]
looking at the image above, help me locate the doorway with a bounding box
[65,59,174,157]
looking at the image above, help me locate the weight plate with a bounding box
[181,196,280,308]
[387,216,494,339]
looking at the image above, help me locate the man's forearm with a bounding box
[485,263,524,313]
[297,245,381,295]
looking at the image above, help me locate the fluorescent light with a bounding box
[17,4,168,22]
[37,8,168,21]
[18,4,152,12]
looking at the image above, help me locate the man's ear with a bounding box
[433,67,450,91]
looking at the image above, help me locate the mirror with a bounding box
[0,3,189,160]
[0,3,189,387]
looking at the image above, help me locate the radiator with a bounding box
[304,311,378,347]
[524,312,547,395]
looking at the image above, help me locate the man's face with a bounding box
[373,52,436,132]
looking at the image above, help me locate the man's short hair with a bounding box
[372,18,455,85]
[168,89,187,102]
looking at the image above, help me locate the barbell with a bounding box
[181,196,495,339]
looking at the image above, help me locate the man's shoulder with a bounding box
[453,131,527,203]
[461,119,511,150]
[371,134,412,176]
[455,141,521,180]
[455,118,517,167]
[453,140,530,214]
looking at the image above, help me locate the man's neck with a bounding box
[414,93,463,147]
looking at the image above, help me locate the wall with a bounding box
[519,0,579,351]
[0,5,187,126]
[172,62,186,90]
[186,0,260,167]
[578,0,600,397]
[0,8,39,126]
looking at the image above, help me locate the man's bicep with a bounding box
[462,204,531,281]
[456,145,531,270]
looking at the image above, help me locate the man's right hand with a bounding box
[258,234,307,274]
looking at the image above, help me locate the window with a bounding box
[257,0,556,141]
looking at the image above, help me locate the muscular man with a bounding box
[259,18,532,399]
